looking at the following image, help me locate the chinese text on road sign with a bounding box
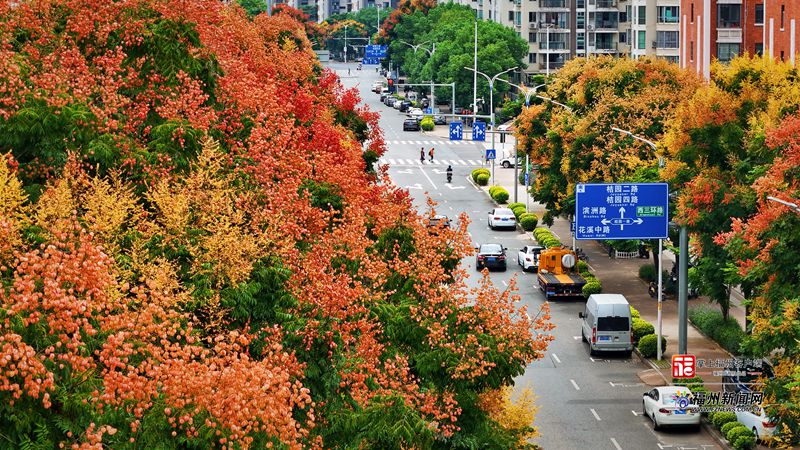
[575,183,668,240]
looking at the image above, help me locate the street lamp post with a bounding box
[464,66,518,186]
[767,196,800,213]
[399,41,436,112]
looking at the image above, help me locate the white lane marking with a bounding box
[590,408,601,421]
[419,167,437,190]
[631,410,638,416]
[573,336,582,340]
[449,206,453,210]
[570,379,580,390]
[610,437,622,450]
[458,159,467,165]
[501,280,508,287]
[551,353,561,364]
[468,159,479,165]
[450,160,459,166]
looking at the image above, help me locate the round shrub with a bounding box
[582,279,602,297]
[711,411,737,429]
[472,168,490,183]
[732,436,756,450]
[476,173,489,186]
[638,264,656,282]
[488,185,499,196]
[726,425,753,443]
[637,334,666,358]
[420,116,435,131]
[632,318,655,344]
[541,237,561,248]
[508,202,525,211]
[519,213,538,231]
[511,206,527,220]
[491,187,509,204]
[720,421,742,436]
[630,306,640,319]
[706,411,717,422]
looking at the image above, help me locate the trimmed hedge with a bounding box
[688,306,745,355]
[511,206,526,220]
[476,173,489,186]
[582,279,602,297]
[733,436,756,450]
[630,306,640,319]
[632,318,654,345]
[519,213,538,231]
[490,186,509,203]
[420,116,434,131]
[637,334,666,358]
[532,227,561,248]
[508,202,525,211]
[721,421,742,436]
[711,411,737,429]
[576,260,589,274]
[726,425,754,443]
[638,264,656,282]
[471,168,490,183]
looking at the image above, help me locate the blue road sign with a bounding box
[485,149,496,160]
[362,57,380,65]
[472,121,486,141]
[575,183,669,240]
[524,172,529,184]
[449,122,463,140]
[425,107,432,114]
[365,45,387,58]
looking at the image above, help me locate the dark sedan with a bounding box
[403,118,421,131]
[475,243,507,271]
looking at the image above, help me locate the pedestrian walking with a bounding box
[348,68,351,76]
[420,148,425,164]
[428,147,434,162]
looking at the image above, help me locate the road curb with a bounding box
[701,417,735,450]
[633,348,671,385]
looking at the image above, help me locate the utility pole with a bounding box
[473,21,478,125]
[343,25,348,63]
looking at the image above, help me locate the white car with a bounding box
[642,387,701,430]
[736,408,777,442]
[407,108,424,120]
[517,245,544,272]
[488,208,516,230]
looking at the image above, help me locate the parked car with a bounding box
[398,100,412,112]
[475,243,507,271]
[407,108,424,121]
[736,407,777,443]
[433,114,447,125]
[393,99,403,110]
[579,294,634,356]
[372,82,385,93]
[487,207,516,230]
[642,386,701,430]
[385,97,396,107]
[517,245,544,272]
[722,359,774,394]
[380,90,390,102]
[403,118,421,131]
[500,155,523,168]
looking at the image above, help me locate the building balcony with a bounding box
[538,42,571,52]
[590,42,618,53]
[592,21,619,31]
[594,0,617,9]
[717,28,742,43]
[539,0,567,8]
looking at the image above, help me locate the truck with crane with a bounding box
[536,247,587,300]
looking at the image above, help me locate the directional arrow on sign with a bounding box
[406,183,423,190]
[446,184,465,190]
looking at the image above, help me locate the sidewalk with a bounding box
[477,162,747,388]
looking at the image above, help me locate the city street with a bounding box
[334,61,722,450]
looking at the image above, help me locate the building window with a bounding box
[577,0,584,8]
[781,51,785,61]
[755,43,763,56]
[657,6,679,23]
[781,5,785,29]
[529,53,537,63]
[656,31,679,49]
[619,31,627,43]
[577,12,585,29]
[717,4,741,28]
[638,5,646,25]
[754,4,764,25]
[619,9,627,23]
[638,30,646,49]
[717,43,740,62]
[577,33,585,50]
[690,3,694,22]
[509,11,514,21]
[690,42,694,61]
[660,55,679,64]
[529,11,535,22]
[529,32,537,42]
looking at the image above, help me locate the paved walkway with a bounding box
[423,123,748,385]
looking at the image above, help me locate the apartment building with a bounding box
[681,1,798,78]
[453,0,684,75]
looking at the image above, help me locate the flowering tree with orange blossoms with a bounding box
[716,114,800,445]
[662,56,800,321]
[0,0,550,447]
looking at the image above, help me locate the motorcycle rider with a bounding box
[446,165,453,183]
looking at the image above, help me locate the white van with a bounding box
[579,294,634,356]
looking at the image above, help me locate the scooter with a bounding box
[446,172,453,183]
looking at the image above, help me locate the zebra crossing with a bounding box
[380,158,487,167]
[385,139,478,146]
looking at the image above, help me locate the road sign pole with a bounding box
[525,155,530,211]
[657,238,663,360]
[513,139,518,204]
[678,225,689,354]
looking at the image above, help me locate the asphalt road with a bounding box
[332,62,721,450]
